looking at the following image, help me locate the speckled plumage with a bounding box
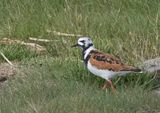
[72,37,141,91]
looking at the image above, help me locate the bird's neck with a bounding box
[82,45,96,65]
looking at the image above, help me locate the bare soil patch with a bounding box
[0,63,17,84]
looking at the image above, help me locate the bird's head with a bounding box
[71,37,94,50]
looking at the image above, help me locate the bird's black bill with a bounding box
[71,44,79,48]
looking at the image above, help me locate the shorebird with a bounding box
[71,37,141,91]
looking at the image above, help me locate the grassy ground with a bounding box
[0,57,160,113]
[0,0,160,113]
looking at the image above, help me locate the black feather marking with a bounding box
[107,60,112,64]
[116,60,120,64]
[80,40,85,43]
[84,53,91,65]
[121,68,141,72]
[83,50,94,65]
[108,68,113,71]
[93,54,112,64]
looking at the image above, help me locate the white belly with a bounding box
[87,62,117,80]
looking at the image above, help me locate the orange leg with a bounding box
[107,79,116,93]
[102,80,110,90]
[102,80,116,93]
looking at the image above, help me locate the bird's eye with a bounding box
[80,40,85,43]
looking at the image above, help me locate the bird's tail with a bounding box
[121,65,142,73]
[131,68,142,73]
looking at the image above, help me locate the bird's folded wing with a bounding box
[89,50,141,72]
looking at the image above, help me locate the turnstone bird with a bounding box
[72,37,141,91]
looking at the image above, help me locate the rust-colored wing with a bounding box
[89,50,141,72]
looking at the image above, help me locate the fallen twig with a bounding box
[29,37,52,42]
[22,42,46,53]
[0,52,13,66]
[46,30,83,37]
[0,38,46,54]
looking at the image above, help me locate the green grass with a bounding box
[0,0,159,61]
[0,0,160,113]
[0,44,38,61]
[0,57,160,113]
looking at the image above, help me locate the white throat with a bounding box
[84,46,96,59]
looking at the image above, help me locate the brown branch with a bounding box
[46,30,83,37]
[29,37,52,42]
[0,38,46,54]
[0,52,13,66]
